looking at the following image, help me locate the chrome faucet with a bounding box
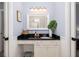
[34,32,39,38]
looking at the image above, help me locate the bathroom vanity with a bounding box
[17,34,60,57]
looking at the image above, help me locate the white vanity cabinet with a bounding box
[34,45,47,57]
[47,46,60,57]
[17,40,60,57]
[34,40,60,57]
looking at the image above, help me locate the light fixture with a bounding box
[34,9,38,12]
[42,8,47,12]
[39,9,42,12]
[30,8,47,13]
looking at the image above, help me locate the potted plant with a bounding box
[48,20,57,37]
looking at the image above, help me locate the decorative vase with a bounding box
[49,29,52,37]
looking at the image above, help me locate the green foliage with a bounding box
[48,20,57,32]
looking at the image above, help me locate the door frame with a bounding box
[4,2,14,57]
[71,2,76,57]
[4,2,9,57]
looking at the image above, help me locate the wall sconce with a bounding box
[17,10,21,22]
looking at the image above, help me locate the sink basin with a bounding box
[40,37,51,39]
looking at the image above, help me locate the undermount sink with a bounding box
[40,37,51,39]
[28,37,51,39]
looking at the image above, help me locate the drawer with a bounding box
[35,40,60,46]
[17,40,35,44]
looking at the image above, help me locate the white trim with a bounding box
[61,2,71,57]
[8,2,14,57]
[65,2,71,56]
[4,2,9,57]
[71,3,76,38]
[4,2,9,38]
[71,2,76,57]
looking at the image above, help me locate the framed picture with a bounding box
[16,10,22,22]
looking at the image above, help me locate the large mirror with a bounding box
[27,14,49,30]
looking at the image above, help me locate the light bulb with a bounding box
[34,9,38,12]
[39,9,42,12]
[43,9,47,12]
[30,8,34,12]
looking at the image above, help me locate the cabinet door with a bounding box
[47,46,60,57]
[34,41,60,57]
[34,46,48,57]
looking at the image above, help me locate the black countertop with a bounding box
[17,34,60,40]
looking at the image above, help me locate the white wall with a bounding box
[13,2,24,56]
[13,2,65,40]
[22,2,65,37]
[54,3,65,37]
[22,2,54,34]
[13,3,24,36]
